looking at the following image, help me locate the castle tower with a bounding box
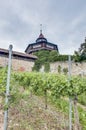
[25,26,58,54]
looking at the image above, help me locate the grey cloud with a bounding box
[0,0,86,54]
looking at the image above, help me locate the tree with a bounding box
[33,50,50,71]
[74,37,86,61]
[49,50,59,62]
[74,51,81,62]
[32,50,72,71]
[79,38,86,55]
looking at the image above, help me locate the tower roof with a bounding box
[36,32,47,43]
[39,33,45,38]
[36,33,47,43]
[36,24,47,43]
[25,25,59,54]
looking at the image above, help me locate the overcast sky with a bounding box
[0,0,86,54]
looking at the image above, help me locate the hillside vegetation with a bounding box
[32,50,71,72]
[32,49,86,72]
[0,68,86,130]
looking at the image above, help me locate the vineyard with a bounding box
[0,68,86,130]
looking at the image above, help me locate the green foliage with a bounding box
[66,76,86,98]
[12,72,86,129]
[0,69,86,129]
[32,60,41,71]
[0,67,7,96]
[79,41,86,58]
[49,96,69,114]
[78,106,86,130]
[32,50,49,71]
[58,65,61,74]
[63,67,68,75]
[74,38,86,62]
[32,50,73,71]
[49,50,59,62]
[78,92,86,105]
[13,72,86,99]
[44,62,50,72]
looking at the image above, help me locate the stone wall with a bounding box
[0,55,86,75]
[12,58,34,72]
[50,61,86,75]
[0,56,8,67]
[0,55,34,72]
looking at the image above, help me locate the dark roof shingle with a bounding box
[0,48,37,60]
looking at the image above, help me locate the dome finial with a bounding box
[40,24,42,34]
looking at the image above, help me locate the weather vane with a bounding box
[40,24,42,34]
